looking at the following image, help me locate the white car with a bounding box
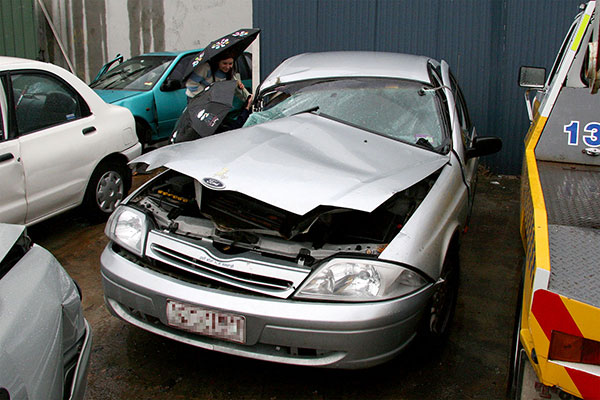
[0,56,141,225]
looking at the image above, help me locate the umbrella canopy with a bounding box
[181,28,260,84]
[171,80,237,143]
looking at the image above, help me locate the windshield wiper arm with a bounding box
[415,137,434,150]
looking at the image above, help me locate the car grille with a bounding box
[144,230,310,298]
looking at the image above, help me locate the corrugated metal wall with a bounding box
[253,0,583,174]
[0,0,38,59]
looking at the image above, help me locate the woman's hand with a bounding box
[245,94,254,110]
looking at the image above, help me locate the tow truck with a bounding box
[510,2,600,399]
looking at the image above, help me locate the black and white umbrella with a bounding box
[181,28,260,84]
[171,80,237,143]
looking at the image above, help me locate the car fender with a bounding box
[379,158,468,280]
[0,245,68,400]
[114,92,158,134]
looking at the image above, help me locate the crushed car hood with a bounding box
[132,113,449,215]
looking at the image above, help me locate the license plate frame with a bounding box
[166,299,246,344]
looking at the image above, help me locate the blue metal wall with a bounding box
[253,0,583,174]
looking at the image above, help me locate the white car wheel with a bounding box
[84,162,129,220]
[95,170,124,212]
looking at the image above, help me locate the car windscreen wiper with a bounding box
[415,137,434,150]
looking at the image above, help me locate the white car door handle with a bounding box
[82,126,97,135]
[0,153,14,163]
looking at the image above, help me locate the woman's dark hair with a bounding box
[209,51,236,80]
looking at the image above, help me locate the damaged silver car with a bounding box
[0,223,92,399]
[100,52,501,369]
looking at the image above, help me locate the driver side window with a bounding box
[449,73,472,147]
[0,96,4,141]
[11,72,83,136]
[165,53,197,84]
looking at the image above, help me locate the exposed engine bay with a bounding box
[131,169,439,266]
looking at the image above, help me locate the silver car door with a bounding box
[0,78,26,224]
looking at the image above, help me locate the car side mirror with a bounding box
[519,66,546,89]
[161,78,183,92]
[466,136,502,159]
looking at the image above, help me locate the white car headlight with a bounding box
[105,206,150,256]
[294,258,429,302]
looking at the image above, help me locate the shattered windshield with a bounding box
[90,55,173,91]
[245,78,447,149]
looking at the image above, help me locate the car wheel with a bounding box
[422,247,460,344]
[84,161,130,220]
[508,328,526,400]
[135,120,152,151]
[508,261,526,399]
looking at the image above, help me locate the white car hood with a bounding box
[133,113,448,215]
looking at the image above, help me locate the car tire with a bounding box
[421,246,460,346]
[83,161,130,221]
[508,260,526,399]
[135,120,152,151]
[508,332,526,400]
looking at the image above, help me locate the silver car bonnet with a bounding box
[133,113,448,215]
[0,223,26,263]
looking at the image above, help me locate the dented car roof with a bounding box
[133,113,448,215]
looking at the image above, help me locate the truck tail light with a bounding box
[549,331,600,366]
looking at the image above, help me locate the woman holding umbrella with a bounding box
[182,28,260,102]
[185,51,251,103]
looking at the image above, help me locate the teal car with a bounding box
[91,50,252,146]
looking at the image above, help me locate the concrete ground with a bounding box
[28,170,524,400]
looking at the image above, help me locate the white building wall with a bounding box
[41,0,254,83]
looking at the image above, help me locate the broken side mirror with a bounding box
[466,136,502,159]
[161,78,183,92]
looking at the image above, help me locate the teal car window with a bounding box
[90,55,174,91]
[164,53,198,84]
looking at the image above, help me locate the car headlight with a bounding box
[105,206,151,256]
[294,258,429,302]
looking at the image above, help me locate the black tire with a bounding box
[508,261,526,399]
[509,344,527,400]
[421,246,460,345]
[135,120,152,151]
[83,161,130,221]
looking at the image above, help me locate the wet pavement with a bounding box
[27,170,523,400]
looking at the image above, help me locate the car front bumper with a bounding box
[101,243,434,369]
[67,319,93,400]
[121,141,142,161]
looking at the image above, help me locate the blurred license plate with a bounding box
[166,300,246,344]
